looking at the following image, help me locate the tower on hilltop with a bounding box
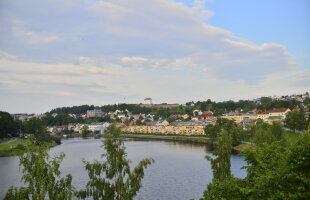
[144,98,152,105]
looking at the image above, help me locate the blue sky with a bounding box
[0,0,309,113]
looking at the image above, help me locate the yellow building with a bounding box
[266,108,291,119]
[221,114,258,123]
[122,125,205,135]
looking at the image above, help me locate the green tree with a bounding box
[77,124,154,200]
[285,110,308,131]
[0,111,20,138]
[81,125,91,138]
[201,127,310,200]
[206,130,232,181]
[204,124,220,141]
[5,143,74,200]
[203,130,241,200]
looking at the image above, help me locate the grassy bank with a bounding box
[0,139,57,157]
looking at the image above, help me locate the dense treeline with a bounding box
[46,97,309,118]
[0,111,60,144]
[0,111,22,138]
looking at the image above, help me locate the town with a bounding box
[5,92,310,138]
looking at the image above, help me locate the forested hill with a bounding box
[48,104,153,115]
[46,97,310,116]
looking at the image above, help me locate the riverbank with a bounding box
[120,134,252,153]
[0,139,57,157]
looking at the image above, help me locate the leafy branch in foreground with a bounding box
[201,122,310,200]
[77,124,154,200]
[5,141,74,200]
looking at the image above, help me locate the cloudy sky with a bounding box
[0,0,309,113]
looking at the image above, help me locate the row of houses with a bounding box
[221,108,291,124]
[122,125,205,135]
[47,122,110,134]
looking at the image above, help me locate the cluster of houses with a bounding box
[121,108,297,135]
[221,108,292,125]
[10,94,308,136]
[12,113,43,122]
[47,122,110,135]
[253,92,309,104]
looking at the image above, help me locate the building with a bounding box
[144,98,152,104]
[123,125,205,135]
[145,120,169,126]
[221,113,258,123]
[88,122,110,134]
[266,108,291,119]
[86,109,103,118]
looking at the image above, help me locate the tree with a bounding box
[201,127,310,200]
[77,124,154,200]
[0,111,20,138]
[204,124,220,141]
[206,130,232,181]
[203,130,239,200]
[81,125,91,138]
[5,142,74,200]
[285,111,308,131]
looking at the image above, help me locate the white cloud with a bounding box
[0,0,308,113]
[24,31,60,44]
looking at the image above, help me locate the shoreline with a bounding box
[120,134,252,153]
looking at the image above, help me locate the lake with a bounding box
[0,138,247,200]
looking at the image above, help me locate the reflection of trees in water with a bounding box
[126,138,216,153]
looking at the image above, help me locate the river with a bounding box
[0,138,247,200]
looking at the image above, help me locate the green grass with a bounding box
[0,139,28,150]
[233,143,252,153]
[0,139,56,157]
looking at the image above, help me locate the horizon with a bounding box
[1,0,309,114]
[6,91,309,115]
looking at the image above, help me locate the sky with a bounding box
[0,0,309,114]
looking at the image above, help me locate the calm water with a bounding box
[0,138,246,200]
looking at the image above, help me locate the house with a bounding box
[265,108,291,119]
[145,120,169,126]
[117,114,126,119]
[221,113,258,123]
[86,109,103,118]
[88,122,110,134]
[193,110,203,116]
[122,125,205,135]
[264,116,283,124]
[202,111,213,117]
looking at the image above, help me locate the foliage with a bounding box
[81,126,91,138]
[202,125,310,200]
[0,111,21,138]
[5,142,74,200]
[205,130,232,181]
[285,110,308,131]
[77,124,154,200]
[203,130,235,199]
[204,118,245,145]
[23,118,61,145]
[254,121,283,145]
[204,124,221,141]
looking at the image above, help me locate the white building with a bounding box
[87,109,103,118]
[88,122,110,134]
[144,98,152,104]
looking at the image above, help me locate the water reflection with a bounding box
[0,138,247,200]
